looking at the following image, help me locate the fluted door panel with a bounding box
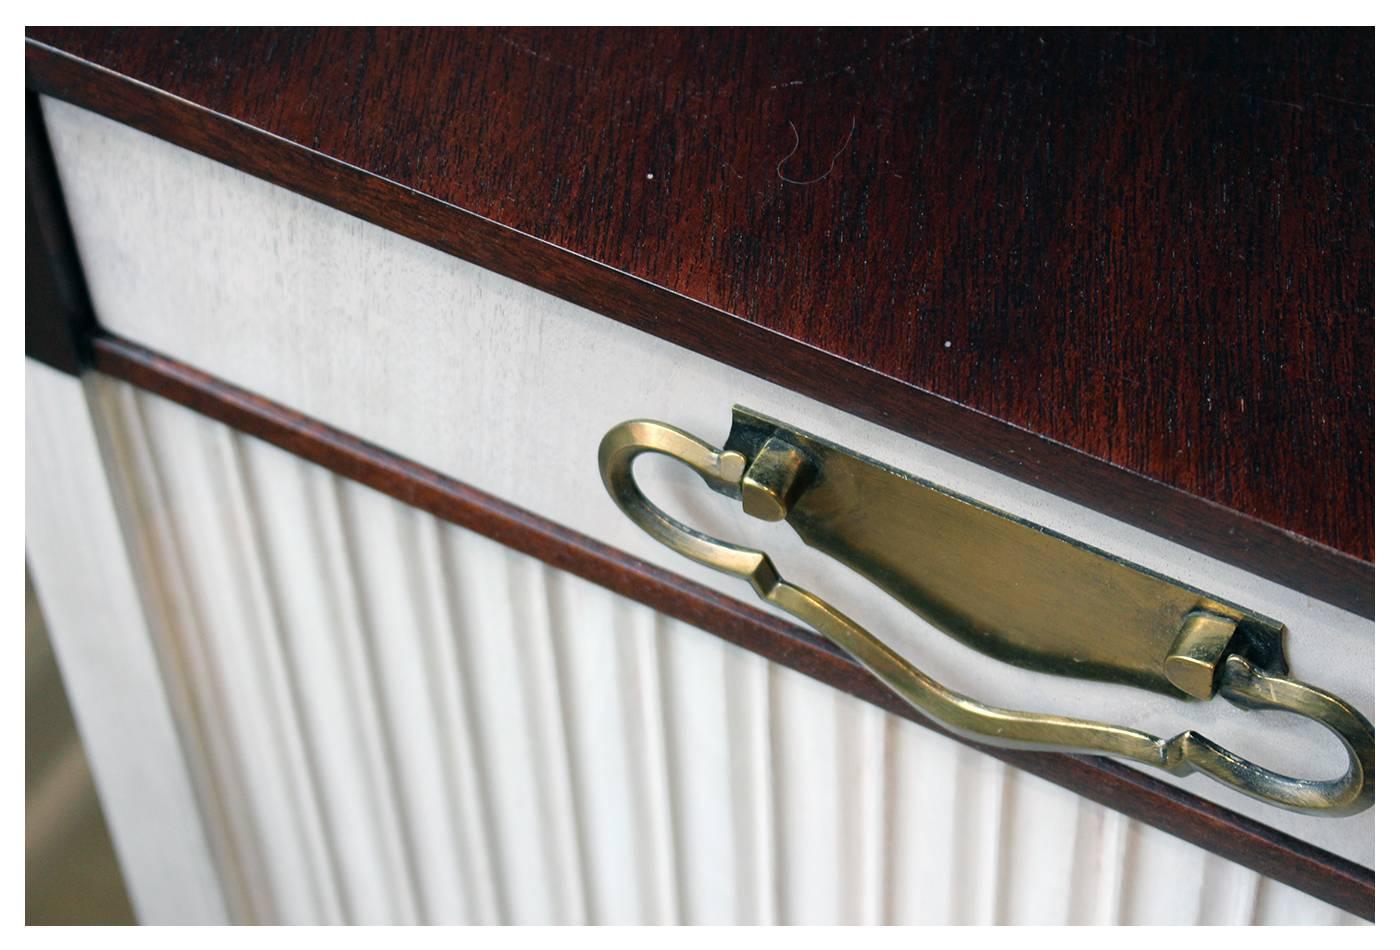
[88,377,1359,924]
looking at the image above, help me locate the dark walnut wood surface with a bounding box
[25,28,1374,610]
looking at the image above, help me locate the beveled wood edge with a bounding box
[24,38,1374,619]
[80,332,1375,921]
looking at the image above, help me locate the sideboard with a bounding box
[25,27,1374,924]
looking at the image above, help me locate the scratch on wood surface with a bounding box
[777,116,856,186]
[768,27,931,90]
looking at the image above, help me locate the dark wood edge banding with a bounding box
[84,332,1374,921]
[25,89,97,375]
[25,39,1374,619]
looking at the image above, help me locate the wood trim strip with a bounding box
[25,90,97,375]
[25,39,1374,620]
[87,331,1375,921]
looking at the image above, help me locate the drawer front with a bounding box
[27,95,1373,922]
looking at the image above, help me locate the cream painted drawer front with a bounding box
[28,95,1374,920]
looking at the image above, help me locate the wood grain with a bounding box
[87,330,1373,921]
[27,27,1372,565]
[24,29,1374,617]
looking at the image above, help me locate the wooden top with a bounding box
[25,27,1374,613]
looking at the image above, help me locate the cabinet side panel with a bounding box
[25,360,228,924]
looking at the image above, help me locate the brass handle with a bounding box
[599,418,1374,817]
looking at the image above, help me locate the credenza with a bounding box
[25,27,1374,924]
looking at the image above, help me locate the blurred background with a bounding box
[26,570,134,925]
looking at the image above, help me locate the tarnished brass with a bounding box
[1166,612,1241,700]
[741,437,812,522]
[598,409,1375,816]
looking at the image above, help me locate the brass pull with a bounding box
[598,416,1374,817]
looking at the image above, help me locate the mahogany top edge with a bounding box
[23,28,1375,611]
